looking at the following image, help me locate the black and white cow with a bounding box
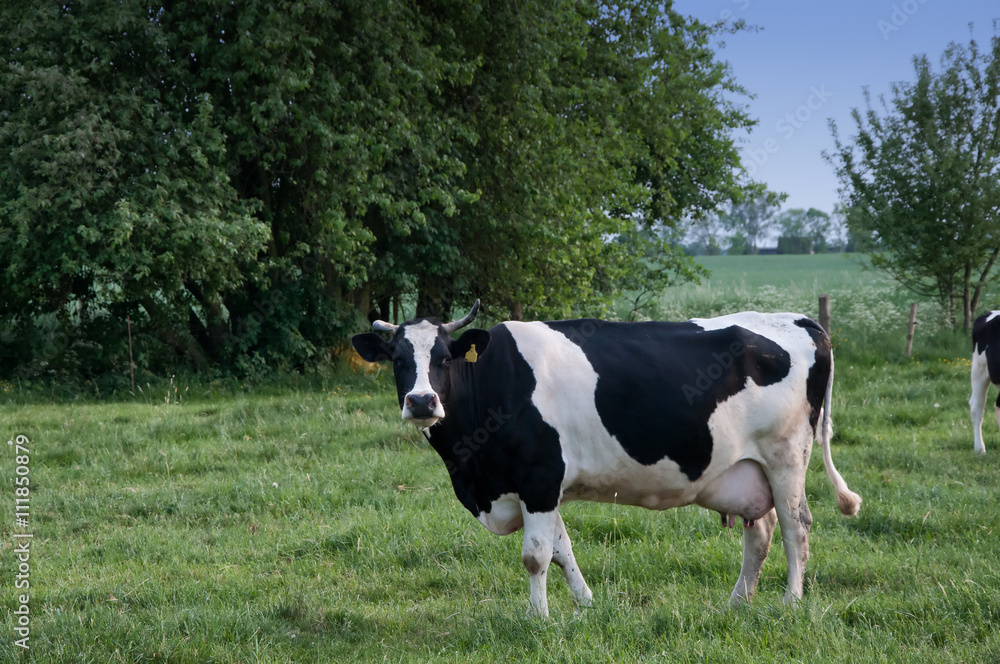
[970,311,1000,454]
[353,301,862,616]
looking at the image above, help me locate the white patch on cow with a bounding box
[401,320,446,425]
[987,311,1000,323]
[690,311,818,458]
[477,492,523,535]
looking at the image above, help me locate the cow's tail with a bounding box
[820,350,862,516]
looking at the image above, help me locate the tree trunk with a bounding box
[141,299,210,370]
[962,263,973,334]
[376,294,391,323]
[416,282,454,319]
[353,283,372,322]
[972,247,1000,323]
[185,281,229,361]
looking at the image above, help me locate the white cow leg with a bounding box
[730,508,777,605]
[774,484,811,605]
[521,507,558,618]
[970,351,991,454]
[765,436,813,605]
[551,511,593,609]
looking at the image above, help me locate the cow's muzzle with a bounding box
[403,392,444,427]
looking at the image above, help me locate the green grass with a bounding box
[3,255,1000,662]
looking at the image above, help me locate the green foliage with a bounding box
[0,1,756,377]
[0,3,269,373]
[777,236,814,254]
[827,31,1000,331]
[777,207,832,252]
[614,228,708,320]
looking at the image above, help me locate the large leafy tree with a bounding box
[372,1,757,321]
[827,31,1000,331]
[0,3,269,371]
[0,1,757,377]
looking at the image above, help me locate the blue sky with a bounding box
[672,0,1000,215]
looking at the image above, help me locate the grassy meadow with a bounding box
[4,254,1000,662]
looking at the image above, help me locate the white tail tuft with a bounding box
[820,353,862,516]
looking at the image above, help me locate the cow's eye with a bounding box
[441,357,451,367]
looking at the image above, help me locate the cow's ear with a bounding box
[352,333,394,362]
[451,329,491,362]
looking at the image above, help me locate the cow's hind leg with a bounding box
[971,350,991,454]
[730,508,777,605]
[764,430,814,605]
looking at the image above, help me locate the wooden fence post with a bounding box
[906,303,917,358]
[818,294,831,335]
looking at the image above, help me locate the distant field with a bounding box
[635,253,972,361]
[691,253,874,291]
[3,254,1000,662]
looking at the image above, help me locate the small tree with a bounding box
[777,208,832,252]
[718,190,786,254]
[826,31,1000,331]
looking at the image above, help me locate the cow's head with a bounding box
[352,300,490,428]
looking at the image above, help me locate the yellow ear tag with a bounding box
[464,344,479,363]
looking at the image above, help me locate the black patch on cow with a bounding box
[428,324,566,516]
[973,313,1000,408]
[795,318,831,432]
[974,313,1000,386]
[545,319,792,481]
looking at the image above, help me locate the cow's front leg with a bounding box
[730,508,777,605]
[520,507,563,617]
[552,511,593,610]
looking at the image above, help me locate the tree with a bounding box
[613,227,707,320]
[776,208,832,252]
[400,1,758,320]
[826,31,1000,331]
[0,1,759,377]
[0,0,481,373]
[0,3,270,372]
[718,190,786,254]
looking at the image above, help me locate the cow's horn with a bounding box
[442,300,481,333]
[372,320,399,333]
